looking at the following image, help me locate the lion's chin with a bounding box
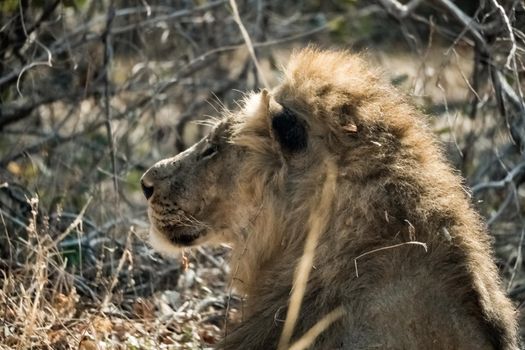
[149,224,205,255]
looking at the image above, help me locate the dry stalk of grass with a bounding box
[287,306,346,350]
[277,159,337,350]
[101,229,133,309]
[52,196,92,246]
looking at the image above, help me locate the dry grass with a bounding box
[277,158,337,350]
[0,198,237,348]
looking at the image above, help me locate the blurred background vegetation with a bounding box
[0,0,524,348]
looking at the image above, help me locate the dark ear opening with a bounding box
[271,107,308,152]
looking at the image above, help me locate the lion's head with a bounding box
[140,114,246,253]
[140,88,313,254]
[141,48,418,256]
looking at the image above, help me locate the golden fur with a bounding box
[142,48,519,349]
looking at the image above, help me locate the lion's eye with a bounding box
[201,144,218,159]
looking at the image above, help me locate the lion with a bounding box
[141,48,519,349]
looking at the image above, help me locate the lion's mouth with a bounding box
[161,224,205,246]
[148,207,206,247]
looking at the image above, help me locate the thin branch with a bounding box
[15,1,54,97]
[111,0,227,35]
[378,0,424,19]
[0,25,326,131]
[434,0,525,148]
[102,5,118,197]
[0,0,228,90]
[434,0,489,52]
[489,0,517,69]
[472,161,525,194]
[487,190,515,226]
[229,0,269,89]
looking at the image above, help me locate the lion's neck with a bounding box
[231,160,339,298]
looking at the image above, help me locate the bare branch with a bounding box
[378,0,424,19]
[472,161,525,194]
[489,0,518,69]
[229,0,269,89]
[434,0,489,51]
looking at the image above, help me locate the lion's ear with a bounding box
[260,89,270,114]
[271,107,308,152]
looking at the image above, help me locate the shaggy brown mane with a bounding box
[229,48,518,349]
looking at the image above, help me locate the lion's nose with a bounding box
[140,177,154,200]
